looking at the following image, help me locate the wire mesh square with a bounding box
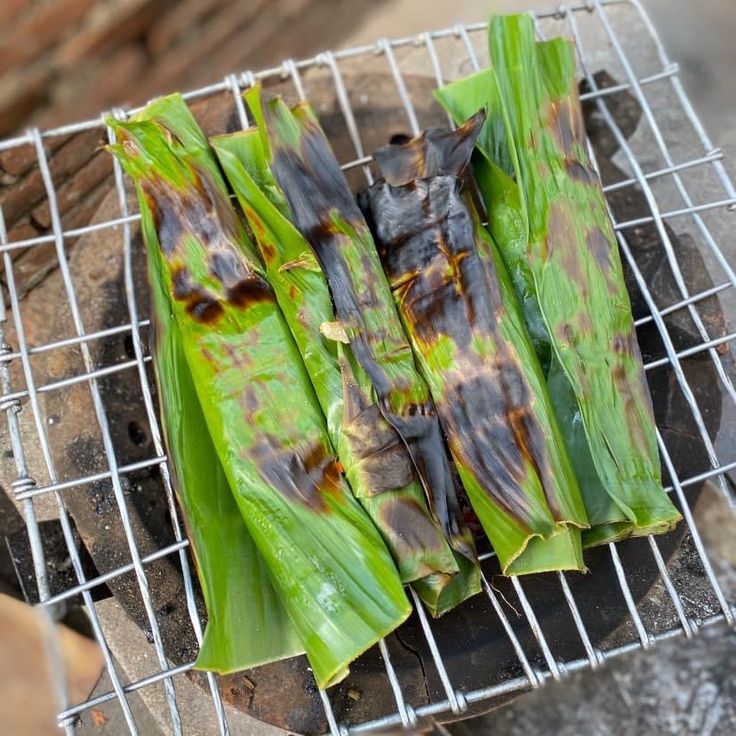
[0,1,734,734]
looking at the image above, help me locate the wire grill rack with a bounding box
[0,0,735,733]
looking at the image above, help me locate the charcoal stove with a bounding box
[0,1,735,734]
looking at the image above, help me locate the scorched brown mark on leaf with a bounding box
[564,159,595,184]
[555,321,574,345]
[243,202,269,241]
[240,385,260,416]
[342,403,414,494]
[171,267,224,324]
[223,342,251,370]
[261,240,276,262]
[144,175,226,252]
[209,249,245,286]
[576,311,594,337]
[372,111,486,186]
[546,199,580,278]
[610,360,654,455]
[611,331,657,419]
[357,254,383,311]
[143,186,184,256]
[248,437,342,513]
[265,101,475,558]
[368,175,558,528]
[365,101,575,529]
[209,249,276,309]
[440,371,537,527]
[397,259,481,351]
[586,226,621,295]
[548,97,584,156]
[483,360,556,520]
[227,275,274,310]
[379,497,453,557]
[377,181,486,352]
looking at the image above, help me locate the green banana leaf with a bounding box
[361,113,588,574]
[148,240,303,671]
[251,93,477,569]
[211,100,479,615]
[435,14,681,546]
[107,93,411,688]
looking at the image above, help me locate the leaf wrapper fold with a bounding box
[149,253,303,671]
[435,14,681,546]
[251,92,477,567]
[212,92,480,615]
[108,93,410,688]
[361,112,588,574]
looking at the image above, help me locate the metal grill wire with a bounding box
[0,0,733,733]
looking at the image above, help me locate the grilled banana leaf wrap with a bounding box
[107,93,410,688]
[257,95,476,567]
[435,14,681,546]
[149,250,303,671]
[360,112,590,575]
[212,94,480,616]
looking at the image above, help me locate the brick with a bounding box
[32,151,113,230]
[0,143,38,180]
[8,241,57,300]
[60,175,113,233]
[5,221,39,248]
[137,0,268,100]
[225,0,360,76]
[194,1,306,88]
[10,175,112,300]
[0,134,70,179]
[75,44,148,118]
[0,168,46,230]
[50,129,106,179]
[0,66,51,137]
[1,221,41,273]
[41,45,147,129]
[0,128,102,229]
[0,0,96,72]
[56,0,172,68]
[189,91,239,138]
[147,0,225,54]
[0,0,32,30]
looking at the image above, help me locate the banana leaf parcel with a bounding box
[107,93,410,688]
[435,14,681,546]
[211,90,480,615]
[254,93,476,568]
[360,113,589,574]
[148,241,302,671]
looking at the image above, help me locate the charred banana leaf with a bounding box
[254,94,475,565]
[435,15,681,545]
[212,106,479,615]
[107,94,410,688]
[361,113,588,574]
[148,244,302,671]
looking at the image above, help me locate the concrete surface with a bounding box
[451,621,736,736]
[447,480,736,736]
[75,598,290,736]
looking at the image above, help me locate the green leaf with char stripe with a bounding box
[435,14,681,546]
[361,113,588,574]
[108,93,410,688]
[148,234,303,671]
[212,95,480,615]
